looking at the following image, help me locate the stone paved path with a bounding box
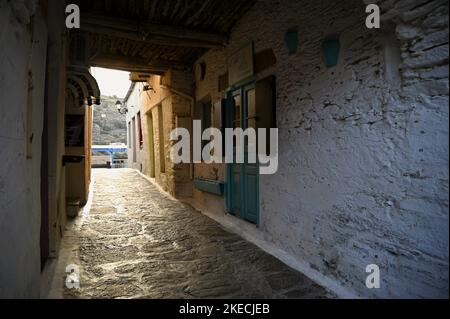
[62,168,331,299]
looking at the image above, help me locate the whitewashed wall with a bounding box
[0,0,47,298]
[194,0,448,298]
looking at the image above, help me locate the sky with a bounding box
[91,67,131,99]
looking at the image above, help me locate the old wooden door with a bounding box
[226,83,259,224]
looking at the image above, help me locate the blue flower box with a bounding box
[193,178,225,196]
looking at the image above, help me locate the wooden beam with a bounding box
[89,53,188,74]
[129,72,152,82]
[80,13,227,48]
[186,0,211,26]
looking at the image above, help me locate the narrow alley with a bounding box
[1,0,448,300]
[47,169,331,299]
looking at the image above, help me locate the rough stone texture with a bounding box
[126,70,193,198]
[60,169,331,299]
[192,0,449,298]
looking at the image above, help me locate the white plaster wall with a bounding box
[126,83,147,172]
[193,0,448,298]
[45,0,68,258]
[0,1,47,298]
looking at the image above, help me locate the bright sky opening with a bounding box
[91,67,131,99]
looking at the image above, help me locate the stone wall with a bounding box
[127,69,194,197]
[192,0,448,298]
[44,0,69,260]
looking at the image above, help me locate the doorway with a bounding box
[146,112,156,177]
[226,82,259,224]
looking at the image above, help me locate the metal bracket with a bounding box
[63,155,85,166]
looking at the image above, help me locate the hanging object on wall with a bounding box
[321,36,341,67]
[284,28,298,55]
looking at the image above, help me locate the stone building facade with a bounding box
[127,0,449,298]
[126,70,194,198]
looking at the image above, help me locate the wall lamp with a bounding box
[115,100,128,114]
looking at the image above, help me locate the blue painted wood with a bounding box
[225,87,238,213]
[232,166,241,214]
[321,37,341,67]
[285,28,298,55]
[244,163,258,224]
[242,85,259,224]
[225,83,260,225]
[193,178,224,196]
[225,76,257,94]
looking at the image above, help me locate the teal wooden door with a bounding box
[226,84,259,224]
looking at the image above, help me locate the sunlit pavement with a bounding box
[49,168,332,299]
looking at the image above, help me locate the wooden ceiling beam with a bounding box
[88,53,189,74]
[80,13,227,48]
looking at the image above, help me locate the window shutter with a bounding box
[255,75,276,129]
[255,76,276,154]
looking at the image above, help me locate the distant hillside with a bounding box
[92,95,127,145]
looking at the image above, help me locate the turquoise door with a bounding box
[226,83,259,224]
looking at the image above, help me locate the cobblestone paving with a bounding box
[63,169,332,299]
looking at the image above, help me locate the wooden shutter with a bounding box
[255,76,276,153]
[255,75,276,129]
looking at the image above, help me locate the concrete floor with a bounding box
[45,168,332,299]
